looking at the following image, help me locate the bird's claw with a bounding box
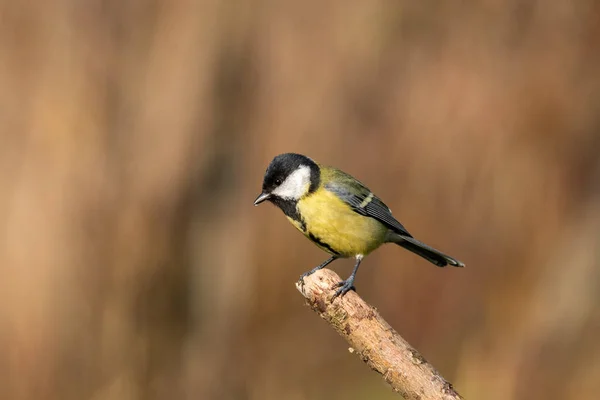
[331,279,355,301]
[299,276,306,291]
[298,272,312,292]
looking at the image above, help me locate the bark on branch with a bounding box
[296,269,463,400]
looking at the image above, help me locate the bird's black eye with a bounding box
[275,178,282,185]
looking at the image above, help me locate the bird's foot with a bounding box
[298,256,339,293]
[299,269,318,292]
[331,278,355,301]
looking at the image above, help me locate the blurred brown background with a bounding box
[1,1,600,399]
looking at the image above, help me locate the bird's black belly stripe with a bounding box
[309,232,340,255]
[299,219,307,232]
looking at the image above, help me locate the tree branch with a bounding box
[296,269,463,400]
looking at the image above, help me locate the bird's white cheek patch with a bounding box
[272,165,311,200]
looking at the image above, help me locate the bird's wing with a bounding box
[322,168,413,237]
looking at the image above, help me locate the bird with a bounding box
[254,153,464,299]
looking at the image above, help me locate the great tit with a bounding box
[254,153,464,299]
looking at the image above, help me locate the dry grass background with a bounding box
[1,1,600,399]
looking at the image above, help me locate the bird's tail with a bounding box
[387,233,465,268]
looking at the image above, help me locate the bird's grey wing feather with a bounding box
[324,176,412,238]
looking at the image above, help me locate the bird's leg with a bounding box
[332,256,363,300]
[299,256,338,289]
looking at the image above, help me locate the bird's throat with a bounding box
[270,197,305,231]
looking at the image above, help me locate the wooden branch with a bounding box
[296,269,463,400]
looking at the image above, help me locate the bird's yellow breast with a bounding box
[291,188,388,257]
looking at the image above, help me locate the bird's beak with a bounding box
[253,192,271,206]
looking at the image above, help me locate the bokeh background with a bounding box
[1,1,600,399]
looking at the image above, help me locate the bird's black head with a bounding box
[254,153,320,206]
